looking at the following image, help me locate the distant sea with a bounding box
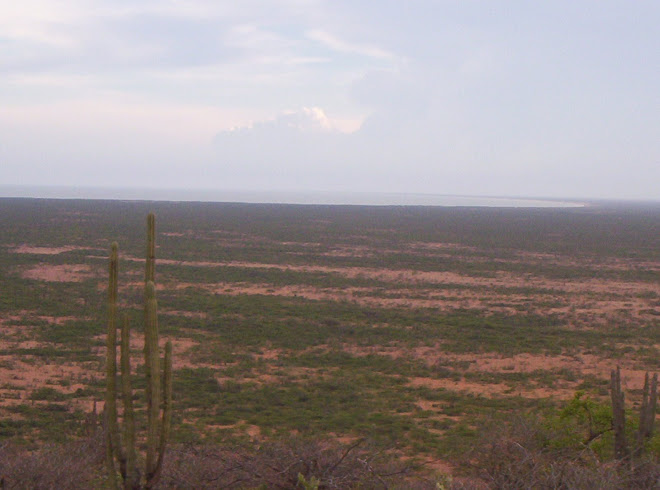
[0,186,585,208]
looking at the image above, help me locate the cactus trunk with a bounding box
[106,242,126,485]
[104,214,173,489]
[610,366,628,462]
[145,212,155,284]
[105,243,118,487]
[144,281,161,482]
[121,313,139,489]
[150,340,172,487]
[143,213,155,439]
[634,372,658,459]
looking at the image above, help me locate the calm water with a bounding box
[0,186,585,208]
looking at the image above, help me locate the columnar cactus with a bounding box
[121,313,139,488]
[105,242,125,487]
[610,366,658,463]
[634,372,658,459]
[610,366,628,461]
[105,214,173,489]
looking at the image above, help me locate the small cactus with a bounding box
[610,366,658,464]
[634,372,658,459]
[610,366,628,461]
[105,214,173,489]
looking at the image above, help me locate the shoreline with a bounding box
[0,186,587,208]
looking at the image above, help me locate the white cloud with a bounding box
[0,1,84,48]
[5,72,93,88]
[224,23,294,52]
[275,107,331,132]
[306,29,396,60]
[0,95,258,143]
[226,107,361,135]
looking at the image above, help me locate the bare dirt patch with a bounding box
[0,359,89,391]
[252,348,282,361]
[407,376,575,400]
[10,245,91,255]
[245,424,261,439]
[160,309,208,320]
[0,357,97,415]
[411,242,480,252]
[91,331,201,370]
[21,264,96,282]
[94,253,660,301]
[164,278,657,325]
[154,256,660,300]
[337,344,652,402]
[442,352,651,387]
[0,314,80,327]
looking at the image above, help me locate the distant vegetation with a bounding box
[0,198,660,487]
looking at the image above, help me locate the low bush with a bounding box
[463,415,660,489]
[0,432,105,489]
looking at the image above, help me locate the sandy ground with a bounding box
[10,245,93,255]
[4,236,659,444]
[21,263,97,282]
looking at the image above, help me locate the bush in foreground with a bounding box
[464,415,660,489]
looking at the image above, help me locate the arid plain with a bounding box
[1,198,660,476]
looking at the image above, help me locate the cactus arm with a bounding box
[145,212,155,285]
[105,244,118,486]
[145,281,161,481]
[105,408,119,490]
[648,374,658,439]
[121,313,140,489]
[105,242,126,483]
[635,372,658,459]
[635,373,651,459]
[610,366,628,461]
[143,213,156,451]
[149,341,173,488]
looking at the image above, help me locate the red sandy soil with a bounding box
[8,238,660,444]
[0,314,97,415]
[91,331,200,368]
[98,253,660,299]
[337,342,654,401]
[154,279,658,327]
[21,263,97,282]
[160,309,208,319]
[0,314,89,357]
[10,245,92,255]
[0,313,80,330]
[407,376,574,400]
[82,244,660,317]
[0,356,96,415]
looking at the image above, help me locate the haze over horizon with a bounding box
[1,1,658,201]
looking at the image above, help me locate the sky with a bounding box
[1,1,658,200]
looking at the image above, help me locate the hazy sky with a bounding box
[1,1,658,200]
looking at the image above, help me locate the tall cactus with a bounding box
[105,242,121,488]
[105,214,173,489]
[144,212,159,482]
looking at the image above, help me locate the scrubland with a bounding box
[1,198,660,488]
